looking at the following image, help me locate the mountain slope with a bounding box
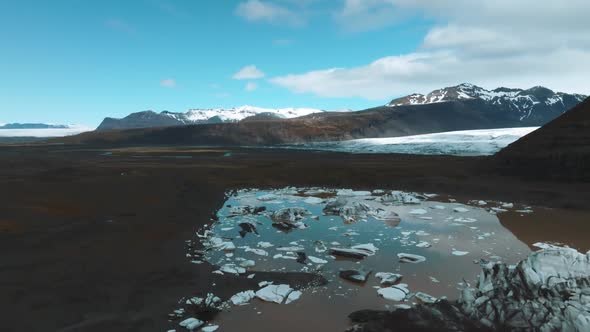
[495,96,590,180]
[96,106,324,131]
[388,83,586,126]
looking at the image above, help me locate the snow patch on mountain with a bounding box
[162,105,323,123]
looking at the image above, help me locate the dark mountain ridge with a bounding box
[495,96,590,181]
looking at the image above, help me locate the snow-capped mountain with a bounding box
[97,106,324,130]
[163,106,322,123]
[387,83,586,124]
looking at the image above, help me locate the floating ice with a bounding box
[414,292,437,304]
[339,269,372,283]
[375,272,402,286]
[179,318,204,330]
[285,290,302,304]
[244,247,269,256]
[230,290,256,305]
[377,284,410,301]
[409,209,428,215]
[398,253,426,264]
[452,250,469,256]
[308,256,328,264]
[453,207,469,213]
[255,284,295,304]
[201,326,219,332]
[416,241,432,248]
[304,197,324,204]
[219,264,246,275]
[257,241,274,248]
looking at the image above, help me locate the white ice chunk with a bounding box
[255,284,294,304]
[377,284,410,301]
[230,290,256,305]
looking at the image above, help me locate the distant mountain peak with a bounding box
[0,123,70,130]
[387,83,587,122]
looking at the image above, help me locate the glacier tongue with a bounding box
[292,127,539,156]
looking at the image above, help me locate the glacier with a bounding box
[288,127,539,156]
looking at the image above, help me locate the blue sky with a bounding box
[1,0,589,126]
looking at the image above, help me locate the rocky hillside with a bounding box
[495,96,590,181]
[388,83,586,126]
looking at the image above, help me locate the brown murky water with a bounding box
[195,188,588,332]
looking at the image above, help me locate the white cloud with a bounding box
[233,65,265,80]
[235,0,304,26]
[245,82,258,91]
[160,79,176,88]
[272,0,590,99]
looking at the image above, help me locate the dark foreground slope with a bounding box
[495,96,590,181]
[58,99,538,146]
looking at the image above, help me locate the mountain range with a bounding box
[387,83,586,126]
[0,123,70,130]
[96,106,325,131]
[95,84,585,132]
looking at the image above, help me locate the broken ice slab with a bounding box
[414,292,438,304]
[255,284,297,304]
[179,317,204,330]
[230,290,256,306]
[375,272,403,286]
[377,283,410,301]
[398,253,426,264]
[330,243,378,259]
[339,269,372,283]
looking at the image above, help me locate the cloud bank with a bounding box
[271,0,590,99]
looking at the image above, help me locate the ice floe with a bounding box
[398,253,426,264]
[377,284,410,301]
[230,290,256,305]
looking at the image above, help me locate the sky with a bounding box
[1,0,589,127]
